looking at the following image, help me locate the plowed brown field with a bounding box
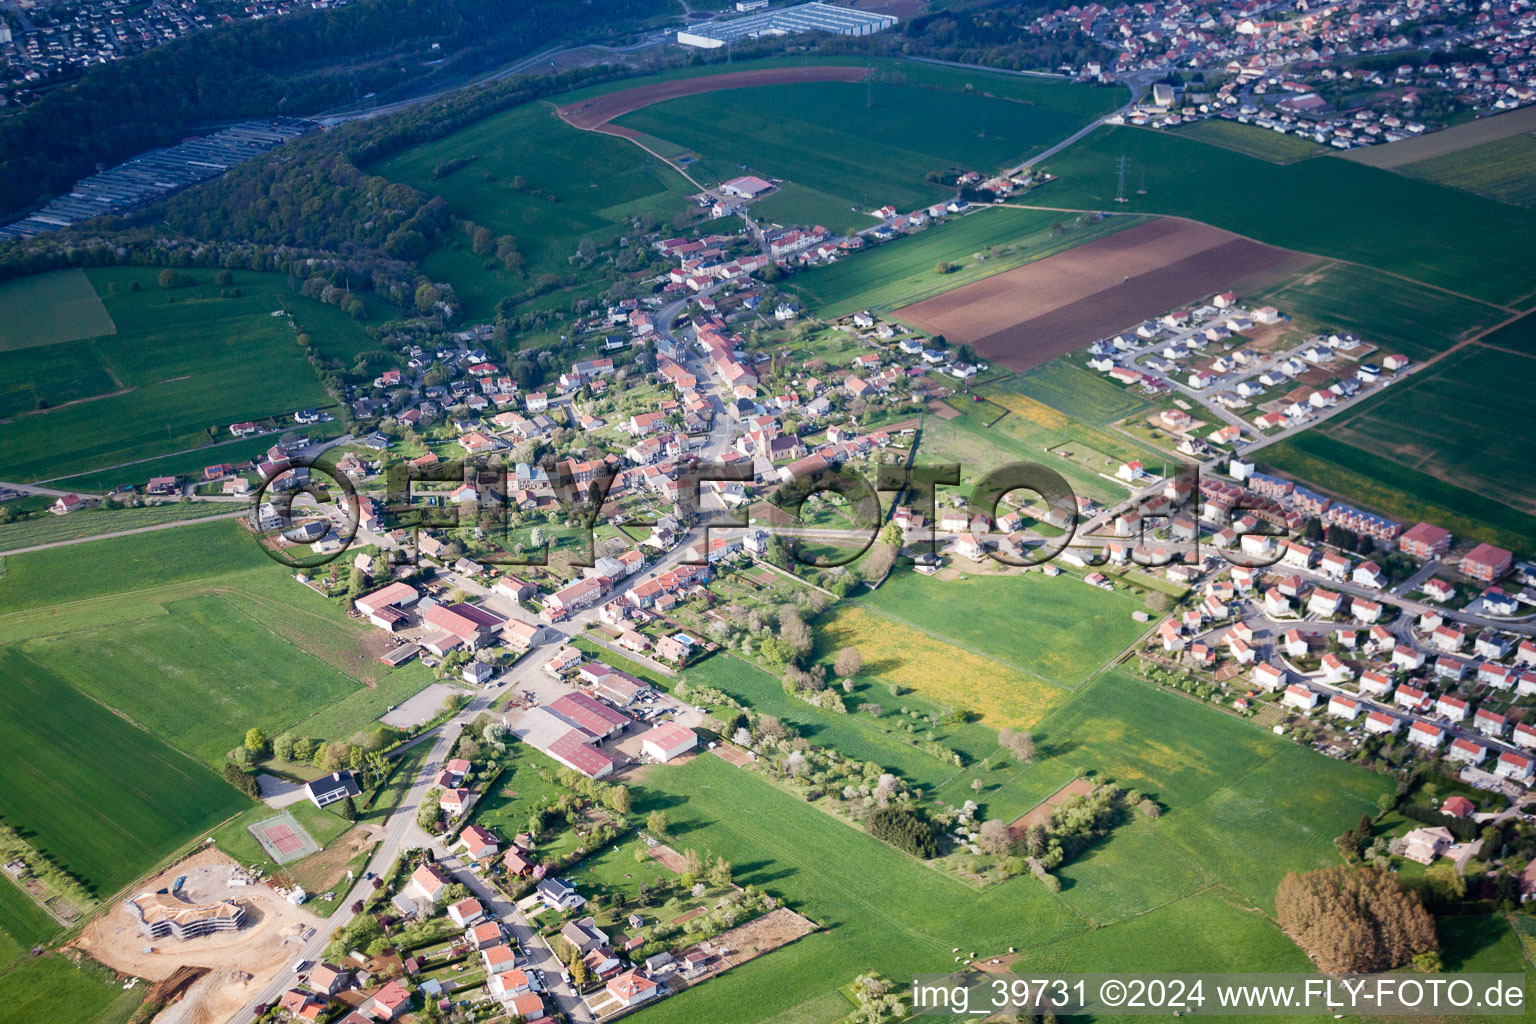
[893,218,1300,371]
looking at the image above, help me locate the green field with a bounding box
[370,101,696,316]
[1262,424,1536,556]
[0,503,237,553]
[0,876,58,968]
[0,269,115,350]
[858,570,1149,691]
[688,654,1000,793]
[789,208,1146,317]
[0,648,248,896]
[914,392,1169,506]
[1400,132,1536,207]
[1259,314,1536,542]
[0,519,268,615]
[0,518,434,907]
[0,267,361,483]
[1256,261,1508,361]
[615,70,1120,228]
[627,692,1387,1024]
[1174,119,1324,164]
[1033,125,1536,307]
[1000,356,1155,426]
[20,594,373,765]
[0,954,145,1024]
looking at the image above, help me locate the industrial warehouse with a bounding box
[676,2,897,48]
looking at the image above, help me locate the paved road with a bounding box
[228,292,738,1024]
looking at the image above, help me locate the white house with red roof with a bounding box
[1495,750,1534,784]
[1364,711,1400,735]
[1327,694,1360,720]
[1448,738,1487,764]
[1282,684,1318,711]
[361,979,411,1020]
[447,897,485,928]
[458,825,500,862]
[1435,695,1469,722]
[1407,721,1445,749]
[408,864,450,907]
[605,970,660,1008]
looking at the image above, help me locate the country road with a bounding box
[0,509,248,556]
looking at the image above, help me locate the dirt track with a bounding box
[556,65,869,130]
[1006,776,1096,839]
[76,847,319,1024]
[893,218,1299,371]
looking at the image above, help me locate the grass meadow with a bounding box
[0,269,115,350]
[1400,131,1536,207]
[0,954,145,1024]
[0,502,236,552]
[0,875,58,967]
[853,570,1150,690]
[1312,339,1536,515]
[1259,311,1536,548]
[0,648,249,896]
[20,595,371,765]
[915,391,1170,505]
[689,654,999,792]
[628,722,1386,1024]
[0,519,268,614]
[1034,125,1536,306]
[1001,356,1156,426]
[1255,261,1508,362]
[0,267,362,483]
[1262,430,1536,556]
[1173,119,1324,164]
[0,520,433,905]
[370,102,695,303]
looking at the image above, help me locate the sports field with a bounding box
[611,64,1122,228]
[0,269,115,350]
[0,267,356,483]
[893,218,1297,370]
[1174,119,1324,164]
[0,647,247,896]
[249,811,321,864]
[1255,261,1507,362]
[1034,125,1536,307]
[788,207,1147,318]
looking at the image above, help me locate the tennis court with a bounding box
[249,811,320,865]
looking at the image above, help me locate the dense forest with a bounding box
[0,0,669,219]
